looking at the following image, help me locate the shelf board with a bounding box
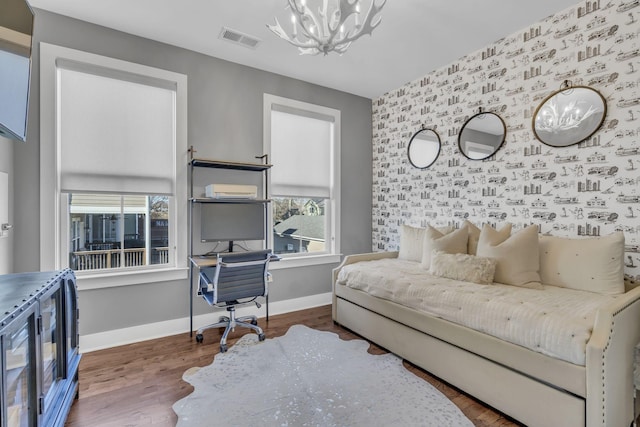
[190,158,272,172]
[190,197,270,204]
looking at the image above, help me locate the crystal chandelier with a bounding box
[267,0,386,56]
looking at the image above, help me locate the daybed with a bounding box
[332,223,640,427]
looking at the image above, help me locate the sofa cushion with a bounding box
[398,224,454,262]
[398,224,426,262]
[464,220,512,255]
[477,224,542,289]
[336,257,615,366]
[430,250,497,285]
[539,232,625,295]
[420,225,469,269]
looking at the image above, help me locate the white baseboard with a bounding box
[80,292,332,353]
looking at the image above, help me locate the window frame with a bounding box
[263,94,341,269]
[40,43,188,289]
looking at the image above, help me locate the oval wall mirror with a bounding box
[407,128,441,169]
[532,85,607,147]
[458,112,506,160]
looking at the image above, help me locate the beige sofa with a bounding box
[332,225,640,427]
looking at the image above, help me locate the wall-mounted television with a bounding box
[0,0,34,142]
[200,203,265,245]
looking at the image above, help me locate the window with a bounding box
[40,43,187,286]
[68,195,169,271]
[264,95,340,263]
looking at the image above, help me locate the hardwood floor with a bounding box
[65,305,522,427]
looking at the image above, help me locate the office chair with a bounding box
[195,249,271,352]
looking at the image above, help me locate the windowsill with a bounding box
[75,266,189,291]
[269,253,341,270]
[73,254,339,290]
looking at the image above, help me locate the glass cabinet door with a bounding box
[2,310,37,427]
[63,276,79,372]
[39,287,63,420]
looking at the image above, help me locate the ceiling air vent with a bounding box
[219,27,261,50]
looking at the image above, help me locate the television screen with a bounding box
[0,0,33,142]
[200,203,265,243]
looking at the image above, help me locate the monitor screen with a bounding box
[200,203,265,243]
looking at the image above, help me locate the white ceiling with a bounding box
[29,0,580,99]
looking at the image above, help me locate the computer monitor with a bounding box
[200,203,265,249]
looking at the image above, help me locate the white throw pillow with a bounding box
[539,232,625,295]
[398,224,454,262]
[398,224,425,262]
[477,224,542,289]
[420,225,469,269]
[464,220,512,255]
[430,251,497,285]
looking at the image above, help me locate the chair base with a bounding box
[195,305,265,352]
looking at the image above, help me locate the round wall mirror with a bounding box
[407,128,441,169]
[458,112,506,160]
[532,86,606,147]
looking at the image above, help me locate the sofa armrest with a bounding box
[586,285,640,427]
[331,251,398,320]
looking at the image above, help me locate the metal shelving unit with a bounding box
[187,147,272,336]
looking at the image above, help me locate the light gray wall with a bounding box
[13,9,372,335]
[0,136,14,273]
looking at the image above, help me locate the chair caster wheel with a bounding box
[220,344,228,353]
[251,319,258,326]
[258,333,266,342]
[195,333,203,343]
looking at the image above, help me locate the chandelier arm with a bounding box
[339,0,386,44]
[296,0,326,47]
[321,0,358,46]
[267,18,320,49]
[288,0,326,44]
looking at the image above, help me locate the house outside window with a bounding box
[68,194,169,271]
[40,43,188,287]
[264,94,340,262]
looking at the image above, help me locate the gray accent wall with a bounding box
[12,9,372,335]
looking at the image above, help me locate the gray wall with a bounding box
[13,9,372,335]
[0,136,14,273]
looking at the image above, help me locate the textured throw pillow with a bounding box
[398,224,454,262]
[398,224,426,262]
[464,221,512,255]
[477,224,542,289]
[430,251,497,285]
[539,232,625,295]
[420,225,469,269]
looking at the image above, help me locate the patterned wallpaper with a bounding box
[371,0,640,279]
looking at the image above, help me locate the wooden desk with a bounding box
[189,255,219,268]
[190,254,280,268]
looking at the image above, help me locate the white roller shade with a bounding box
[270,109,332,198]
[58,67,176,195]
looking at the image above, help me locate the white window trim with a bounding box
[263,94,341,267]
[40,43,188,288]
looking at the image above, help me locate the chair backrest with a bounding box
[211,249,271,305]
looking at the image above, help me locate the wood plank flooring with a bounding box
[65,305,522,427]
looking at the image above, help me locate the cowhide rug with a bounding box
[173,325,472,426]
